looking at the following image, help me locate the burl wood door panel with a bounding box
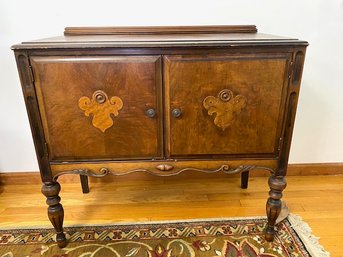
[31,56,162,161]
[164,54,291,158]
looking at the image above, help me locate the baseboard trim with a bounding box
[1,163,342,185]
[287,163,343,176]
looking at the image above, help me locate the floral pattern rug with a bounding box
[0,215,326,257]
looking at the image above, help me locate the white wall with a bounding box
[1,0,343,172]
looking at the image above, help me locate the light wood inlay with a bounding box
[203,88,247,130]
[78,90,123,132]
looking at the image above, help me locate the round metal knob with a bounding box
[94,91,106,104]
[145,108,157,118]
[171,108,182,118]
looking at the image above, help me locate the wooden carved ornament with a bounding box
[203,89,247,130]
[78,90,123,132]
[53,165,275,180]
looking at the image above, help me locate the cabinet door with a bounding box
[31,56,162,161]
[164,54,290,158]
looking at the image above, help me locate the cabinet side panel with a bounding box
[277,48,307,176]
[14,51,52,182]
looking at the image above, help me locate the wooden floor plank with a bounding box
[0,174,342,256]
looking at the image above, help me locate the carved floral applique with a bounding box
[203,89,247,130]
[78,90,123,132]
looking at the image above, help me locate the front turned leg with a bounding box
[41,182,67,248]
[265,175,287,241]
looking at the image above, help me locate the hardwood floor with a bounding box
[0,173,342,256]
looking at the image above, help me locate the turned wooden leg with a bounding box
[41,182,67,248]
[240,170,249,189]
[265,175,287,241]
[80,174,90,194]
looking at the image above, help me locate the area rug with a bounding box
[0,214,329,257]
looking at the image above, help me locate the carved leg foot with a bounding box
[41,182,67,248]
[265,175,287,241]
[240,170,249,189]
[80,174,90,194]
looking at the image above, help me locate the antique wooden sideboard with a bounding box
[12,25,307,248]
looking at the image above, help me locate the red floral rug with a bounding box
[0,214,329,257]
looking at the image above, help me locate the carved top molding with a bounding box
[64,25,258,36]
[12,27,308,50]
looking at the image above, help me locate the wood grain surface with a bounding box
[31,56,163,161]
[164,54,290,157]
[49,159,277,178]
[78,90,124,132]
[0,174,341,255]
[12,27,308,247]
[2,163,343,185]
[64,25,258,35]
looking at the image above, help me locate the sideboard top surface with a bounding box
[12,25,308,50]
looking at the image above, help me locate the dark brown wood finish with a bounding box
[12,25,307,50]
[265,48,307,238]
[12,26,308,247]
[79,174,89,194]
[31,56,163,161]
[14,52,52,182]
[277,50,307,176]
[64,25,258,35]
[41,181,66,248]
[241,170,250,189]
[164,54,291,158]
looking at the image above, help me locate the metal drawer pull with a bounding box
[145,108,157,118]
[171,108,182,118]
